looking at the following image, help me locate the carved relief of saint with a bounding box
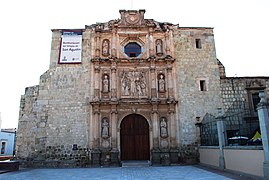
[120,71,147,97]
[101,118,109,138]
[102,74,109,92]
[156,39,163,55]
[160,117,168,138]
[158,74,165,92]
[102,39,110,56]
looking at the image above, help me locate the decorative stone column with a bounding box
[111,61,117,100]
[149,28,154,57]
[151,104,160,165]
[111,28,117,57]
[166,63,174,101]
[169,105,176,148]
[168,104,178,164]
[216,108,226,170]
[152,104,159,147]
[165,30,171,56]
[95,30,101,57]
[257,90,269,178]
[93,63,100,101]
[110,104,119,166]
[150,61,157,100]
[91,104,101,166]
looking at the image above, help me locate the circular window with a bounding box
[124,42,141,57]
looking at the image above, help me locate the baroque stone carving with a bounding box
[125,13,140,25]
[102,39,110,56]
[101,118,109,138]
[120,71,147,97]
[119,10,145,26]
[102,74,109,93]
[160,117,168,138]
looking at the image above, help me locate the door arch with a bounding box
[120,114,150,160]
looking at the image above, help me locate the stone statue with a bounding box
[102,75,109,92]
[102,39,110,56]
[101,118,109,138]
[156,39,163,55]
[160,117,168,138]
[158,74,165,92]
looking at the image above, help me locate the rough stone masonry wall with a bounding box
[17,85,43,161]
[173,28,222,148]
[220,78,269,113]
[17,29,94,167]
[41,30,91,165]
[220,78,248,113]
[219,77,269,143]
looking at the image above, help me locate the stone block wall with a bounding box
[17,85,42,160]
[17,28,94,166]
[173,28,222,146]
[220,77,269,113]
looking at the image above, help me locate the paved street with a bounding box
[0,165,255,180]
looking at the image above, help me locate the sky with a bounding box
[0,0,268,128]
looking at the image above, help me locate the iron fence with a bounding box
[200,100,262,146]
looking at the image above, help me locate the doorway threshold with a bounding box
[121,160,151,167]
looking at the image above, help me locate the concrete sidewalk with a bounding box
[0,165,257,180]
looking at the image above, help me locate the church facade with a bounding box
[16,10,269,167]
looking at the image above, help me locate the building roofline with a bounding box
[178,27,213,29]
[221,76,269,80]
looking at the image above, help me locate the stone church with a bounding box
[16,10,269,167]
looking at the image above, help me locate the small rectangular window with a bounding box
[252,93,260,112]
[1,141,6,154]
[200,80,206,91]
[195,39,202,49]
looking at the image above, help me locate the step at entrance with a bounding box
[121,160,151,167]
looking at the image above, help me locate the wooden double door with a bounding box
[120,114,150,160]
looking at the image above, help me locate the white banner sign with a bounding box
[59,31,82,63]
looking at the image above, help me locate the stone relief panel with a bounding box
[120,71,148,98]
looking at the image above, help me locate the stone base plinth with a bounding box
[264,161,269,178]
[91,149,101,167]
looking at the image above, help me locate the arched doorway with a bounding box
[120,114,150,160]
